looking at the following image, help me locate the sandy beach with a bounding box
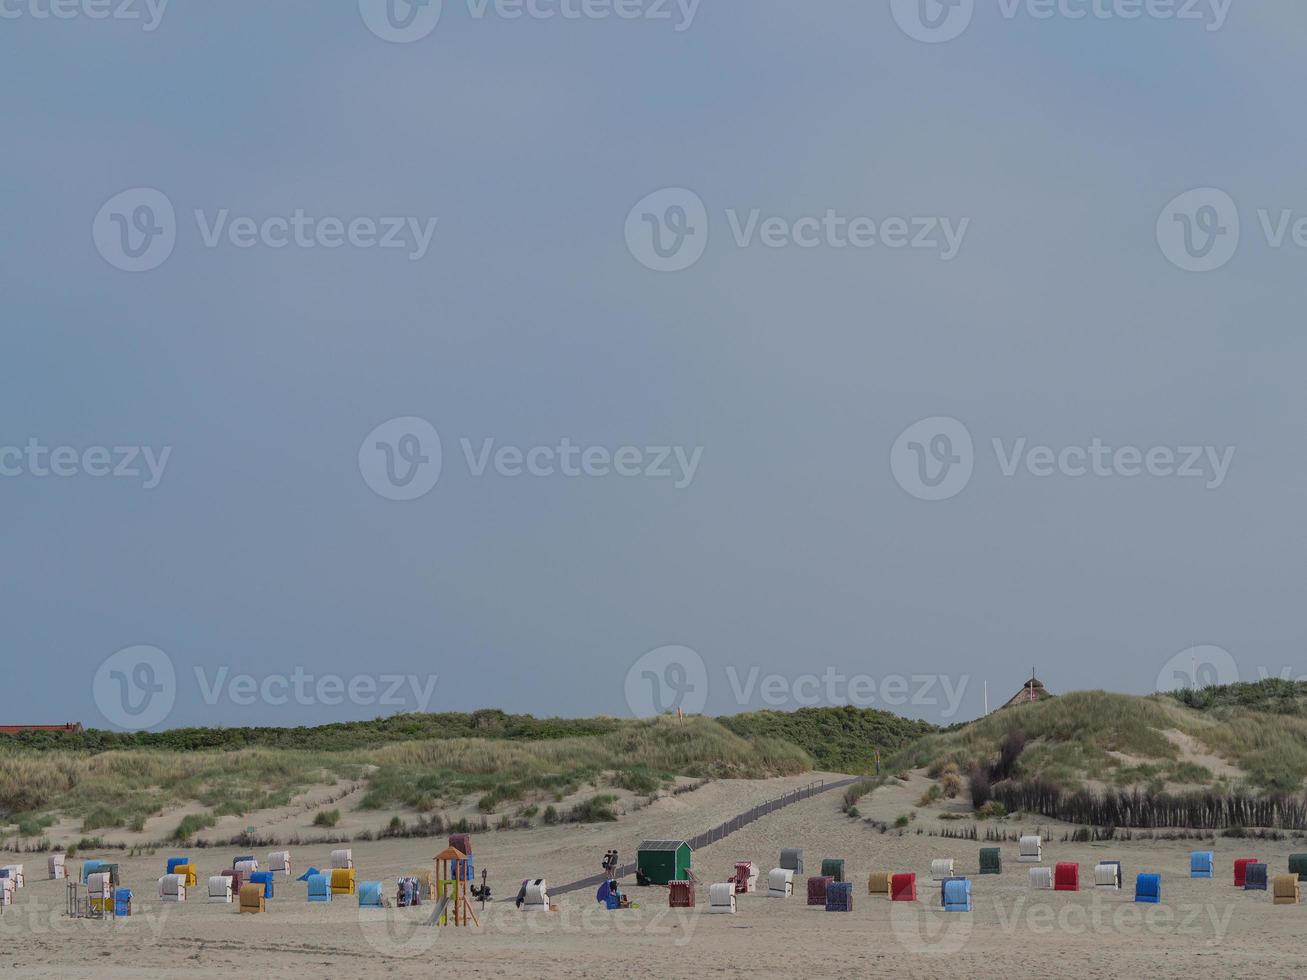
[7,773,1306,980]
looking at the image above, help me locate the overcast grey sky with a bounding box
[3,1,1304,730]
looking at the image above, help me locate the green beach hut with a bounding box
[637,840,692,885]
[1289,854,1307,881]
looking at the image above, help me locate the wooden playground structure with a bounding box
[430,846,479,928]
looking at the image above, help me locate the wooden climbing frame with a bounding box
[432,846,480,928]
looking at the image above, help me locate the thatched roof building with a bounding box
[1003,674,1052,708]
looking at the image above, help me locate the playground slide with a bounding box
[427,894,451,926]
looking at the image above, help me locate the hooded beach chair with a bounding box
[81,860,107,884]
[521,879,549,909]
[1094,862,1122,890]
[868,870,892,897]
[1244,863,1269,891]
[1234,858,1258,888]
[359,881,384,908]
[708,882,736,914]
[767,868,793,898]
[1190,851,1214,878]
[157,874,186,903]
[943,877,972,912]
[979,848,1002,875]
[825,881,853,912]
[239,883,265,913]
[820,858,845,882]
[306,873,332,902]
[88,872,113,910]
[1029,867,1054,890]
[931,858,955,880]
[1018,835,1042,863]
[208,875,233,903]
[1274,874,1301,905]
[1135,873,1161,904]
[416,870,437,899]
[1289,854,1307,882]
[733,861,760,893]
[1054,863,1080,892]
[249,871,274,898]
[331,867,357,896]
[666,879,694,908]
[780,848,804,875]
[807,875,833,906]
[891,873,917,902]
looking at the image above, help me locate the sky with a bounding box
[3,0,1305,730]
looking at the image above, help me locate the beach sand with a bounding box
[6,773,1305,979]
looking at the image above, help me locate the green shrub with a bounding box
[611,767,667,795]
[313,809,340,828]
[80,807,126,832]
[567,795,619,823]
[172,812,216,841]
[15,814,54,837]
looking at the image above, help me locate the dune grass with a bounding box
[0,715,811,833]
[895,691,1183,777]
[1170,678,1307,714]
[719,705,934,773]
[172,812,218,841]
[0,709,625,753]
[0,745,359,834]
[357,716,811,811]
[896,688,1307,795]
[17,687,1305,837]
